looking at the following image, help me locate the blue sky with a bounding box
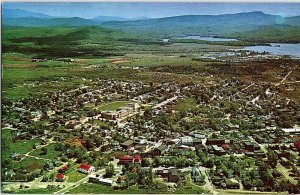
[3,2,300,19]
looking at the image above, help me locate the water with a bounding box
[176,36,238,42]
[241,43,300,58]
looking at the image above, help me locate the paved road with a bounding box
[153,96,178,109]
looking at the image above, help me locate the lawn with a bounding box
[67,182,205,194]
[2,128,42,158]
[98,101,131,111]
[18,157,47,172]
[67,183,169,194]
[65,164,87,182]
[66,171,86,182]
[8,186,60,194]
[30,143,61,160]
[175,183,206,194]
[176,98,197,112]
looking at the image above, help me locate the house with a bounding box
[168,168,182,183]
[212,145,226,156]
[119,155,141,165]
[56,173,65,182]
[153,145,168,156]
[43,162,54,170]
[120,140,134,149]
[101,111,117,120]
[135,144,147,152]
[78,163,95,174]
[191,166,204,183]
[281,127,300,135]
[206,139,231,146]
[212,176,223,186]
[156,168,170,178]
[225,178,239,189]
[180,136,194,146]
[59,165,69,173]
[294,141,300,151]
[243,141,260,152]
[222,144,229,150]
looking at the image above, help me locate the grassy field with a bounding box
[30,143,61,160]
[176,98,197,112]
[16,157,46,172]
[64,164,87,182]
[8,187,59,194]
[2,128,42,158]
[175,183,206,194]
[67,183,167,194]
[66,182,205,194]
[98,101,131,111]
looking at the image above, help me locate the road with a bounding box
[54,169,105,194]
[276,65,298,86]
[277,163,297,185]
[249,136,297,185]
[153,96,178,109]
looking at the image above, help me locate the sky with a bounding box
[3,2,300,19]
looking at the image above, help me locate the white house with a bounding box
[78,163,95,174]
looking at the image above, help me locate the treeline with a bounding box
[228,26,300,43]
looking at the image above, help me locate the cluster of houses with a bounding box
[2,77,300,193]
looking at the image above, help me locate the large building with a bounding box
[118,155,141,165]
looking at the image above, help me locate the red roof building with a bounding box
[119,155,141,165]
[78,163,95,174]
[294,141,300,151]
[134,155,141,163]
[56,173,65,181]
[59,165,69,172]
[79,163,91,170]
[222,144,229,150]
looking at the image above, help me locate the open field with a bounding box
[8,187,59,194]
[31,143,61,160]
[2,128,42,158]
[64,164,87,182]
[98,101,131,111]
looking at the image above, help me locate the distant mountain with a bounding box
[103,11,300,29]
[286,16,300,26]
[93,15,129,22]
[3,10,300,37]
[100,11,300,36]
[3,8,53,19]
[93,15,150,22]
[3,17,98,27]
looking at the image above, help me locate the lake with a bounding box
[241,43,300,58]
[176,36,238,42]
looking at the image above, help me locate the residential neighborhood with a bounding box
[2,76,300,194]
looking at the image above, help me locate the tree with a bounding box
[41,147,48,155]
[148,164,153,187]
[104,163,115,178]
[85,138,95,150]
[267,150,278,168]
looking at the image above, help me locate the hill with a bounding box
[3,8,53,19]
[101,11,300,36]
[3,10,300,41]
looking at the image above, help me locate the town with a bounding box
[2,74,300,194]
[2,2,300,194]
